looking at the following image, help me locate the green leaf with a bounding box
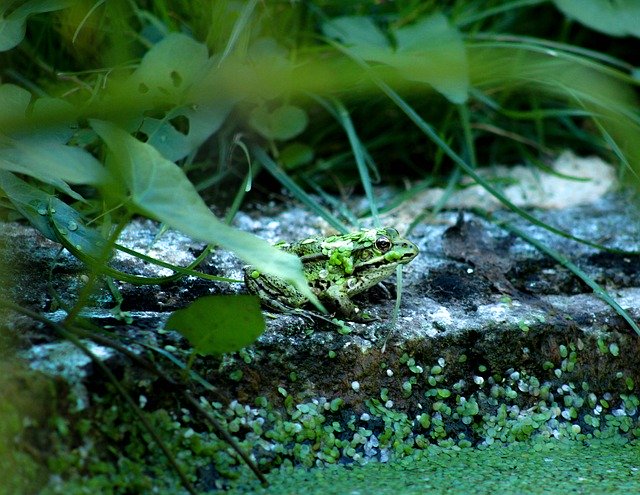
[245,38,294,100]
[138,117,193,162]
[0,84,106,199]
[322,16,389,50]
[249,104,309,140]
[0,170,58,240]
[130,32,210,100]
[0,0,76,52]
[1,138,105,185]
[0,85,76,142]
[0,83,31,129]
[90,119,320,308]
[116,33,235,161]
[0,170,106,259]
[0,171,237,285]
[391,14,468,104]
[166,295,265,355]
[553,0,640,37]
[0,17,23,52]
[323,14,468,104]
[136,101,235,162]
[280,142,314,169]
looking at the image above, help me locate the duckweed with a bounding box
[39,334,640,494]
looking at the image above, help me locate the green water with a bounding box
[231,439,639,495]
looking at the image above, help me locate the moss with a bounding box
[0,360,55,494]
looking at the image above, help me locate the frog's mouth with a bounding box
[355,248,418,270]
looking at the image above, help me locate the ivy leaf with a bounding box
[249,104,309,140]
[166,295,265,355]
[90,119,320,308]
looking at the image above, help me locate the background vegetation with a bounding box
[2,1,639,246]
[1,0,640,492]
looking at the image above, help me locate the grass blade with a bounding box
[310,95,381,225]
[489,215,640,337]
[373,75,639,255]
[251,144,349,233]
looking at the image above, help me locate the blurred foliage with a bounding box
[2,1,640,491]
[1,0,638,200]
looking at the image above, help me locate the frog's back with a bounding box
[279,236,324,258]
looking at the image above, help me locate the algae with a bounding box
[230,439,640,495]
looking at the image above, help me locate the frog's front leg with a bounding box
[323,285,376,322]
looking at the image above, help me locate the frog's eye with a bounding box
[375,236,392,252]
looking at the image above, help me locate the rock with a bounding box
[1,186,639,482]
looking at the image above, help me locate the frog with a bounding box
[244,227,419,322]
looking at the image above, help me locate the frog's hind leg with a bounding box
[260,295,302,315]
[324,285,377,322]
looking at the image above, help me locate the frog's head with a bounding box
[356,227,419,268]
[321,227,418,277]
[317,227,418,297]
[327,227,416,283]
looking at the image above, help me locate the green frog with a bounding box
[244,227,419,321]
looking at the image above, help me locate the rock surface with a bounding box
[2,179,640,485]
[3,188,640,397]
